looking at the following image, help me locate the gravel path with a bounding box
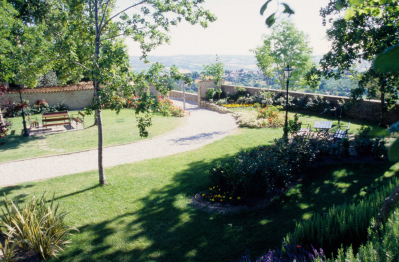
[0,100,237,187]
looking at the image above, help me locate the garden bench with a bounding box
[42,111,71,129]
[296,124,311,137]
[71,111,85,128]
[333,122,350,142]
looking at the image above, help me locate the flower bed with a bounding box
[234,105,284,128]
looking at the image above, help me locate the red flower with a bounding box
[297,245,301,248]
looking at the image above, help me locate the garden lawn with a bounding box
[1,127,398,262]
[0,109,185,163]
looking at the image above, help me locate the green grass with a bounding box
[0,109,185,163]
[1,126,397,262]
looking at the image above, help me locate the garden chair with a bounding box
[71,111,85,128]
[296,124,311,137]
[28,115,39,129]
[333,122,350,142]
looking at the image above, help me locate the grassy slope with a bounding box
[1,127,397,262]
[0,110,185,163]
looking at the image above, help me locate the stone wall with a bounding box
[200,83,399,124]
[198,80,218,105]
[199,101,231,114]
[168,90,198,102]
[1,82,94,110]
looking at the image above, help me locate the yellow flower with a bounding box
[202,194,205,197]
[212,199,214,201]
[237,197,241,200]
[220,199,223,202]
[229,197,232,199]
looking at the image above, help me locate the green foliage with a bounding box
[209,137,317,201]
[202,55,225,87]
[255,20,314,90]
[0,239,17,262]
[260,0,295,27]
[285,176,399,256]
[206,88,216,100]
[234,105,284,128]
[228,86,248,102]
[332,208,399,262]
[252,43,274,88]
[287,114,301,135]
[353,126,388,159]
[374,45,399,74]
[319,0,399,124]
[0,193,78,260]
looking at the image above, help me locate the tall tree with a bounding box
[254,20,313,90]
[202,55,225,87]
[251,44,274,89]
[316,0,399,127]
[43,0,215,185]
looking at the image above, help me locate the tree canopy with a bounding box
[253,20,313,90]
[202,55,224,88]
[312,0,399,126]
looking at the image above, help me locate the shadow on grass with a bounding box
[0,184,35,203]
[53,154,398,262]
[0,132,43,152]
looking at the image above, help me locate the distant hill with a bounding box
[130,55,324,72]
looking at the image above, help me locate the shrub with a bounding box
[228,86,248,102]
[0,239,17,262]
[287,114,302,135]
[1,100,30,118]
[206,88,216,100]
[330,208,399,262]
[155,96,184,117]
[353,126,388,159]
[209,137,318,201]
[284,176,399,257]
[234,105,283,128]
[0,193,78,260]
[0,119,12,138]
[238,239,326,262]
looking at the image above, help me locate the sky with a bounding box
[115,0,335,57]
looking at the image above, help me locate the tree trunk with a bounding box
[94,0,107,185]
[375,183,399,230]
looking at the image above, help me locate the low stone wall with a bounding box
[199,82,399,124]
[1,82,94,110]
[199,101,232,114]
[168,90,198,102]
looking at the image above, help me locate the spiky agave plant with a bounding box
[0,193,78,260]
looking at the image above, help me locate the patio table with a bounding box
[313,121,332,137]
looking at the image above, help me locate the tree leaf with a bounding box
[344,8,355,20]
[281,3,295,16]
[349,0,366,6]
[374,45,399,74]
[266,13,276,27]
[388,138,399,162]
[336,0,345,10]
[260,0,273,15]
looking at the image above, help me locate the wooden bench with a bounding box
[42,111,71,129]
[71,111,85,128]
